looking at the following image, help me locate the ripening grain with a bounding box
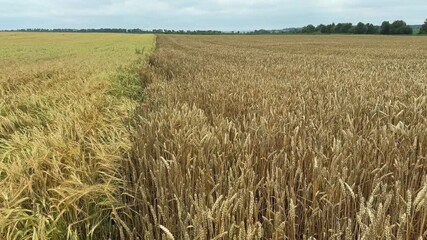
[0,32,155,239]
[123,35,427,239]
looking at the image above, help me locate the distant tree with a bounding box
[380,21,391,34]
[419,19,427,34]
[253,29,271,34]
[366,23,379,34]
[353,22,367,34]
[320,23,335,34]
[328,23,336,33]
[333,23,351,33]
[334,23,343,33]
[301,24,316,33]
[341,23,353,33]
[390,20,412,34]
[317,24,326,33]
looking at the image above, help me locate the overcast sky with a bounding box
[0,0,426,30]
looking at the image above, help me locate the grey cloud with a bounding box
[0,0,426,30]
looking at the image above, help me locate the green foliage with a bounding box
[318,23,335,34]
[317,24,326,33]
[419,19,427,34]
[327,23,335,33]
[313,22,375,34]
[380,21,391,34]
[301,24,316,33]
[390,20,413,34]
[135,47,145,55]
[304,19,419,35]
[353,22,368,34]
[110,69,144,102]
[366,23,379,34]
[335,23,353,33]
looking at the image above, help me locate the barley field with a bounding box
[123,35,427,239]
[0,32,155,239]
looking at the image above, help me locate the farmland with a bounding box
[124,35,427,239]
[0,32,155,239]
[1,33,427,239]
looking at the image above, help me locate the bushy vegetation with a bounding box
[0,32,155,239]
[419,19,427,34]
[301,20,415,35]
[121,35,427,239]
[302,22,379,34]
[380,21,413,35]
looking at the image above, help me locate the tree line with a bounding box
[302,19,427,35]
[419,19,427,34]
[2,19,426,35]
[1,28,223,35]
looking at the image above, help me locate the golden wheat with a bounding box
[122,34,427,239]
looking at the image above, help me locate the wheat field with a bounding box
[122,35,427,239]
[2,33,427,239]
[0,32,155,239]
